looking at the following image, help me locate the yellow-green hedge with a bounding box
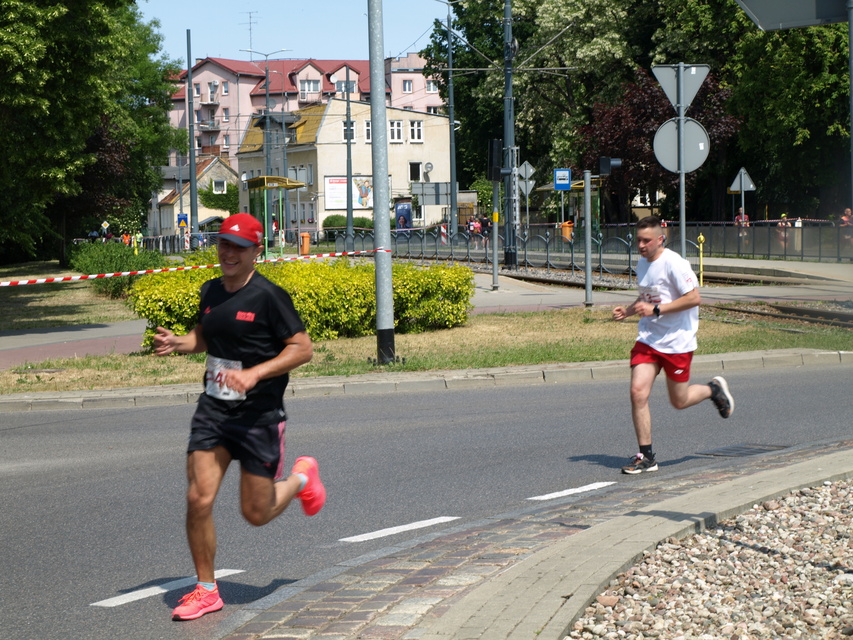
[129,259,474,347]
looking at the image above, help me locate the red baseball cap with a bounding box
[218,214,263,247]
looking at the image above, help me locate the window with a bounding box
[223,135,230,148]
[426,79,439,93]
[389,120,403,142]
[307,163,314,185]
[223,108,230,122]
[402,79,413,93]
[342,120,355,141]
[409,120,423,142]
[427,106,441,115]
[207,135,216,146]
[193,83,201,96]
[195,137,201,150]
[403,106,414,111]
[221,81,229,95]
[409,162,422,182]
[194,110,201,123]
[212,180,226,194]
[365,120,372,143]
[335,80,356,93]
[299,79,320,93]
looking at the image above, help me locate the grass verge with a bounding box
[4,305,852,395]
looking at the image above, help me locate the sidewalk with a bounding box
[217,438,853,640]
[2,258,852,639]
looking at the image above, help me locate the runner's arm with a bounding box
[222,331,313,394]
[153,325,207,356]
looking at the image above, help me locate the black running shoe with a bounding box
[708,376,734,419]
[621,453,658,475]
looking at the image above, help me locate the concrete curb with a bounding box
[1,348,850,412]
[414,448,853,640]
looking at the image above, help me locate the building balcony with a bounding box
[198,120,220,131]
[200,96,219,105]
[299,91,321,103]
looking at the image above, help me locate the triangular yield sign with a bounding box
[729,168,756,192]
[652,64,710,111]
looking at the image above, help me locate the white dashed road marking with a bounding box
[527,481,616,501]
[339,516,461,543]
[90,569,245,607]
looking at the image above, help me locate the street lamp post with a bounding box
[434,0,463,240]
[241,48,288,256]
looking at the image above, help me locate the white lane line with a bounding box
[340,516,460,543]
[90,569,245,607]
[527,481,616,501]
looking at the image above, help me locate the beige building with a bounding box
[150,156,239,237]
[169,54,443,172]
[236,98,451,240]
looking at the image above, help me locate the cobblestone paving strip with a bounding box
[223,439,853,640]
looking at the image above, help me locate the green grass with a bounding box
[4,305,851,394]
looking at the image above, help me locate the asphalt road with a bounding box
[1,364,849,640]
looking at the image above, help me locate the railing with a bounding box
[141,221,853,266]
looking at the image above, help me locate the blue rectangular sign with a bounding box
[553,169,572,191]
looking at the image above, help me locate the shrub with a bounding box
[129,260,474,347]
[69,241,167,299]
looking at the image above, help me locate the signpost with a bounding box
[518,161,535,228]
[652,63,710,257]
[729,167,756,223]
[554,169,572,224]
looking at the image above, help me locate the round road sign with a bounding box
[653,117,710,173]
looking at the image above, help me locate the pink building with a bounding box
[169,53,443,169]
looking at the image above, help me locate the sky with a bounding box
[136,0,450,65]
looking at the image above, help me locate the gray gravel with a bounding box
[565,479,853,639]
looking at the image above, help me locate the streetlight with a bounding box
[433,0,464,240]
[241,48,288,256]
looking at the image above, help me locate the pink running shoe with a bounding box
[292,456,326,516]
[171,584,224,621]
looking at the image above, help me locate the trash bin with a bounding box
[299,232,311,256]
[560,220,574,241]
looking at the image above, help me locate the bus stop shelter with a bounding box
[247,176,306,257]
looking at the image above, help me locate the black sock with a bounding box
[639,444,654,460]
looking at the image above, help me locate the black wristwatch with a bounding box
[653,304,660,317]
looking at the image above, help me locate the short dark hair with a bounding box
[636,215,663,231]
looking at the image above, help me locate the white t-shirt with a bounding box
[635,248,699,354]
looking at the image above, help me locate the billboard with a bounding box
[324,176,374,210]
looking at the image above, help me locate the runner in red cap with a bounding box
[153,213,326,621]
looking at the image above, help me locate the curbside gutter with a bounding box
[1,348,850,413]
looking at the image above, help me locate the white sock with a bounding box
[296,473,308,491]
[198,581,216,591]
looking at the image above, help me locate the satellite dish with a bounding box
[425,162,434,173]
[329,74,338,85]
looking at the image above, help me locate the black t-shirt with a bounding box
[194,272,306,423]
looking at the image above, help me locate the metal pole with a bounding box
[446,3,458,241]
[345,66,354,252]
[367,0,395,364]
[677,62,686,257]
[584,169,593,306]
[502,0,516,268]
[263,58,272,258]
[849,1,853,213]
[492,182,499,290]
[186,30,199,251]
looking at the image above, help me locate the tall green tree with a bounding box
[0,0,181,262]
[423,0,851,221]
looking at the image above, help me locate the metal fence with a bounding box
[141,221,853,269]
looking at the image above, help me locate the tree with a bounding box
[423,0,851,222]
[0,0,181,262]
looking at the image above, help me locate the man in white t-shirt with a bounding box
[612,216,734,474]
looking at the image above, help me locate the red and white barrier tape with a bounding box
[0,248,391,287]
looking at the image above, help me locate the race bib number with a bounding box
[205,356,246,401]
